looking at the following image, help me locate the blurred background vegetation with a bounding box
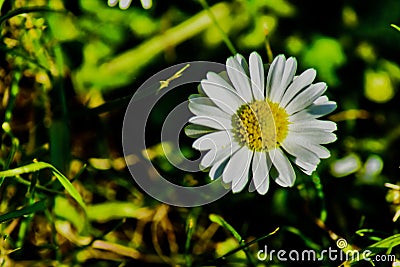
[0,0,400,266]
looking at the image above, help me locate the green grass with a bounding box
[0,0,399,266]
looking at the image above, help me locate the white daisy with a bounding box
[108,0,152,9]
[187,52,337,194]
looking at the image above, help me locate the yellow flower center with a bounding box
[231,99,290,151]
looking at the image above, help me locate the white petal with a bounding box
[226,56,253,102]
[267,55,285,101]
[285,130,337,145]
[295,159,317,175]
[279,57,297,90]
[207,72,235,92]
[200,145,231,169]
[314,95,329,104]
[140,0,152,9]
[189,116,232,130]
[281,132,332,173]
[193,131,232,151]
[306,96,337,118]
[209,157,228,180]
[200,149,217,169]
[119,0,132,9]
[251,151,271,195]
[308,143,331,159]
[108,0,118,6]
[201,79,244,115]
[285,82,327,115]
[218,71,233,86]
[280,69,317,107]
[249,52,265,100]
[281,138,320,165]
[290,96,337,120]
[271,57,297,103]
[289,120,337,132]
[222,146,252,191]
[235,54,250,76]
[288,110,313,122]
[269,148,295,187]
[189,94,213,105]
[208,141,241,179]
[189,102,230,119]
[290,108,337,124]
[201,141,240,169]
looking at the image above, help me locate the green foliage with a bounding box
[364,69,395,103]
[209,213,243,242]
[0,161,87,212]
[391,24,400,31]
[302,37,346,87]
[0,0,400,266]
[0,200,46,224]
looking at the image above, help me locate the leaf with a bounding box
[185,213,196,252]
[184,124,216,138]
[0,162,86,212]
[185,207,201,266]
[209,213,242,242]
[343,234,400,265]
[213,227,279,262]
[54,196,86,233]
[209,214,259,265]
[284,226,322,252]
[55,220,92,246]
[215,238,247,259]
[0,200,47,224]
[91,240,140,259]
[0,6,61,25]
[391,24,400,32]
[367,233,400,253]
[87,202,153,222]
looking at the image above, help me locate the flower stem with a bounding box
[197,0,237,55]
[312,173,327,223]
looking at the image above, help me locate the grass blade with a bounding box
[185,208,201,267]
[0,6,62,25]
[209,213,242,242]
[312,173,327,223]
[184,124,216,138]
[199,227,279,267]
[391,24,400,32]
[87,202,153,222]
[209,213,257,266]
[0,200,47,224]
[0,162,86,212]
[218,227,279,259]
[197,0,236,55]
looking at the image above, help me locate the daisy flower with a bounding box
[108,0,152,10]
[187,52,337,194]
